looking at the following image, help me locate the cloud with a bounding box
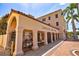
[59,3,67,5]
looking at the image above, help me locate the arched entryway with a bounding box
[47,32,51,44]
[22,30,33,53]
[37,31,44,47]
[7,17,16,55]
[52,33,55,41]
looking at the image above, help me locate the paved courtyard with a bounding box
[1,39,79,56]
[45,39,79,56]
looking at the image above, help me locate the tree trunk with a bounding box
[72,19,77,39]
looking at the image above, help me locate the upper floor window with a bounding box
[48,16,51,20]
[55,14,58,18]
[56,22,59,26]
[42,18,46,21]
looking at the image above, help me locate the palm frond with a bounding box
[62,7,70,16]
[70,3,77,10]
[66,16,71,23]
[76,3,79,15]
[74,17,79,22]
[73,14,79,22]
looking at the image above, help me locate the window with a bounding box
[42,18,46,21]
[48,23,50,25]
[48,16,51,20]
[56,22,59,26]
[55,14,58,18]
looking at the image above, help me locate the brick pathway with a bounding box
[45,40,79,56]
[24,39,63,56]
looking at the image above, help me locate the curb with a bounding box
[72,50,79,56]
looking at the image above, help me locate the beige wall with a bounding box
[19,14,59,33]
[38,9,67,39]
[0,35,6,47]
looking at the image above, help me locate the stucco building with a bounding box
[3,9,66,56]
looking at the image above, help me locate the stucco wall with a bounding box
[0,35,6,47]
[18,14,59,33]
[38,10,66,31]
[38,9,66,39]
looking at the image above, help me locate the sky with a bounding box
[0,3,79,32]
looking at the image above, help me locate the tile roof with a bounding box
[10,9,59,30]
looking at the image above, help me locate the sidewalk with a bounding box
[24,39,63,56]
[45,40,79,56]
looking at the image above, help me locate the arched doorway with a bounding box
[47,32,51,44]
[37,31,44,47]
[22,30,33,53]
[52,33,55,41]
[7,17,16,55]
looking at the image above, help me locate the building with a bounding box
[3,9,66,56]
[38,9,66,40]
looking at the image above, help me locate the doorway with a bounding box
[47,32,51,44]
[22,30,33,52]
[52,33,55,41]
[37,31,44,47]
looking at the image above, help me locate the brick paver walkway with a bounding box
[24,39,63,56]
[45,40,79,56]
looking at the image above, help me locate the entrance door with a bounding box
[22,31,33,52]
[47,32,51,44]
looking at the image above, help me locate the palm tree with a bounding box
[0,14,8,35]
[63,3,79,39]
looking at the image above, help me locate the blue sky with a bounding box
[0,3,79,31]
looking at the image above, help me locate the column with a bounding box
[32,30,38,50]
[4,27,9,49]
[52,33,54,42]
[54,33,56,41]
[13,28,23,56]
[56,33,57,40]
[58,33,59,40]
[56,33,58,40]
[44,32,48,45]
[51,32,53,43]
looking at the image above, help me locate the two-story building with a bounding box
[3,9,66,56]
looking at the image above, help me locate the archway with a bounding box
[22,30,33,53]
[47,32,51,44]
[37,31,44,47]
[7,17,16,55]
[52,33,55,41]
